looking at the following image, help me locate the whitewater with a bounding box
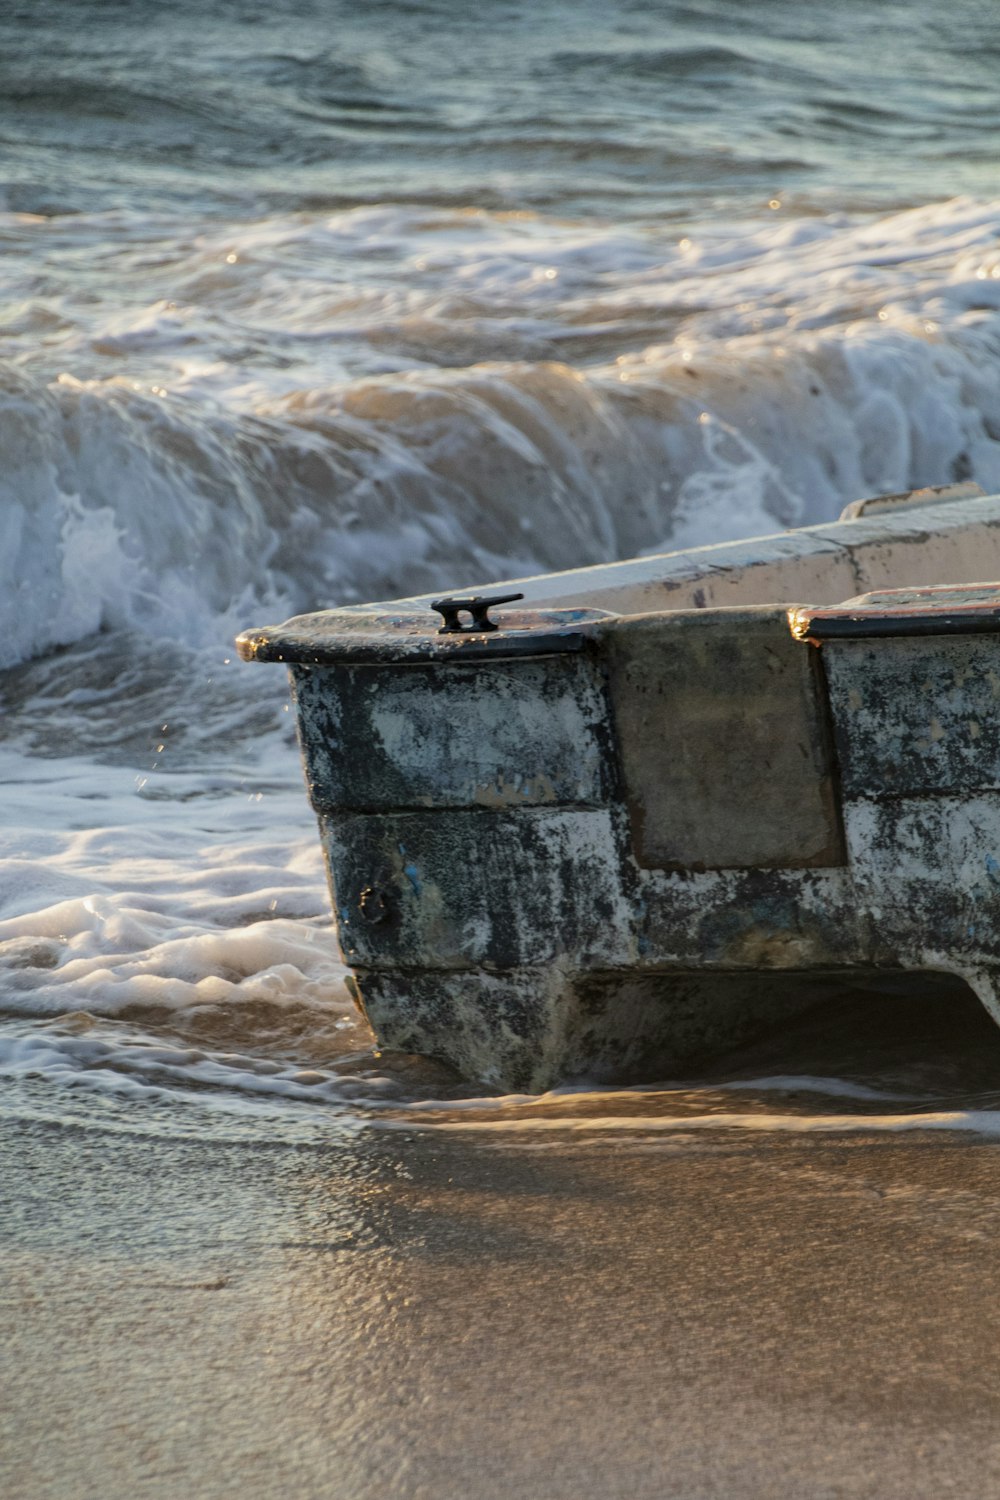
[4,0,1000,1140]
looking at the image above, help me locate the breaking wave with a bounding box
[4,196,1000,669]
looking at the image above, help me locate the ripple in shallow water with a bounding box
[7,984,1000,1148]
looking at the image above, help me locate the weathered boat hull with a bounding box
[238,484,1000,1090]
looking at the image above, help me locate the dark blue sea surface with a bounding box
[2,0,998,219]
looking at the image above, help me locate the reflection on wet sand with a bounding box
[7,985,1000,1497]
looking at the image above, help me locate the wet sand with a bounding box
[5,1101,1000,1499]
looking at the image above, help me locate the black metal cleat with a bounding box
[429,592,525,634]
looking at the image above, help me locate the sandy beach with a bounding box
[6,1097,1000,1499]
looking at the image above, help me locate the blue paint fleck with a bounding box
[987,854,1000,886]
[403,862,421,895]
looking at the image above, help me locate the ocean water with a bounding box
[4,0,1000,1146]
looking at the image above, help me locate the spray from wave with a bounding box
[3,197,1000,669]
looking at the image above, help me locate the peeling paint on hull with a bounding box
[238,488,1000,1090]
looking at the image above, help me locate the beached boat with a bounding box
[237,481,1000,1090]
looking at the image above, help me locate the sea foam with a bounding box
[2,198,1000,669]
